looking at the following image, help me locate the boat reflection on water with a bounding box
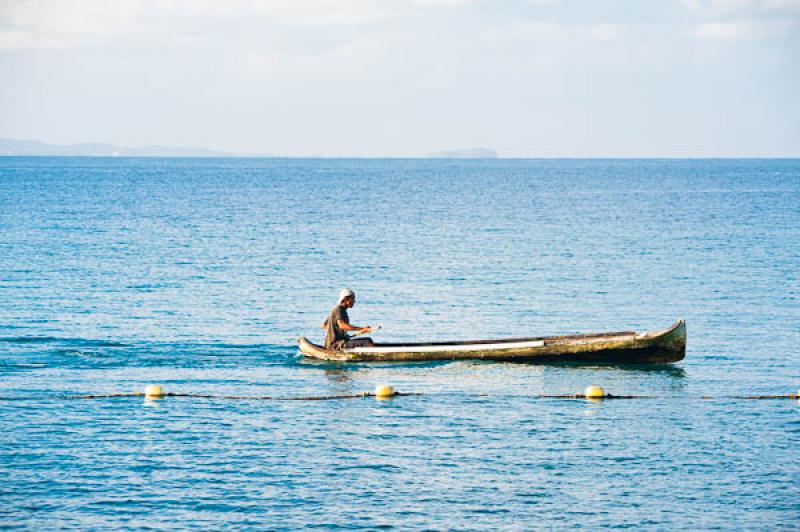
[536,361,687,379]
[323,368,352,384]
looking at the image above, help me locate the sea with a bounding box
[1,157,798,529]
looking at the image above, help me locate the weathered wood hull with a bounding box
[298,319,686,364]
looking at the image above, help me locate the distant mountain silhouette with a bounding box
[425,147,498,159]
[1,138,499,158]
[0,138,231,157]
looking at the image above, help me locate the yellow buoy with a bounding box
[144,384,165,398]
[584,385,605,399]
[374,384,396,399]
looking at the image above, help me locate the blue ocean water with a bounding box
[0,157,798,529]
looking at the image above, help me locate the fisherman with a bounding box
[322,288,374,349]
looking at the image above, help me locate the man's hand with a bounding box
[360,326,372,334]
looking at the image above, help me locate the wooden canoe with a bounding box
[298,319,686,364]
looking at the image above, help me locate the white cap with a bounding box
[338,288,355,302]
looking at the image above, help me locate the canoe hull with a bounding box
[298,320,686,364]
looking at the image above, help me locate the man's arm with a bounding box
[337,320,371,334]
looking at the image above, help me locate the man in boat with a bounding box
[322,288,374,350]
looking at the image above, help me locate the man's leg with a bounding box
[344,337,374,348]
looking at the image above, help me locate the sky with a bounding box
[1,0,799,157]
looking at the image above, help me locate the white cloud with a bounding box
[589,23,624,41]
[481,20,633,47]
[692,21,752,38]
[681,0,800,42]
[239,35,383,76]
[2,0,796,55]
[682,0,800,12]
[691,18,796,39]
[0,0,479,51]
[410,0,477,7]
[0,0,143,50]
[764,0,800,8]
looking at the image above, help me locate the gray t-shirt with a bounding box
[324,305,350,349]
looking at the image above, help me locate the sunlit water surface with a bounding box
[1,158,798,529]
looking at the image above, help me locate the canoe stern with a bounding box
[633,319,686,363]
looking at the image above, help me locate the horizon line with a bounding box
[2,154,800,160]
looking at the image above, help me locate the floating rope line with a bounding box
[706,394,799,400]
[472,393,800,400]
[56,392,800,401]
[68,392,424,401]
[537,394,800,400]
[0,390,797,402]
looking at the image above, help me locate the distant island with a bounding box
[0,138,230,157]
[0,138,499,159]
[425,147,498,159]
